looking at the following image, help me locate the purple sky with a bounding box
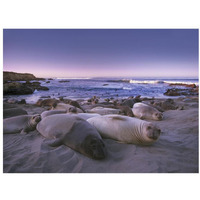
[3,29,198,78]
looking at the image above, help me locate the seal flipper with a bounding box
[45,138,63,147]
[20,129,28,135]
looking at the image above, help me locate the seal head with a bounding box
[153,112,163,121]
[82,135,106,160]
[144,124,161,140]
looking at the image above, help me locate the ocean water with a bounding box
[4,77,199,104]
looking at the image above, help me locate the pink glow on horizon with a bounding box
[3,60,198,78]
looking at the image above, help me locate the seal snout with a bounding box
[155,112,163,120]
[33,115,42,123]
[146,126,161,140]
[92,140,106,160]
[84,136,106,160]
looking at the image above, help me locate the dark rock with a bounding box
[23,81,49,91]
[48,78,53,80]
[40,96,51,98]
[59,80,70,83]
[18,99,26,104]
[103,84,109,86]
[36,86,49,91]
[46,81,50,83]
[169,83,196,88]
[3,82,34,95]
[3,71,36,81]
[164,88,198,96]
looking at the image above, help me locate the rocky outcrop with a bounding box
[169,83,197,88]
[3,72,49,95]
[3,82,34,95]
[25,81,49,91]
[3,71,45,82]
[164,87,199,96]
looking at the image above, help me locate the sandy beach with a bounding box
[3,96,198,173]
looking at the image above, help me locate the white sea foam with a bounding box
[123,87,132,90]
[129,80,164,84]
[163,80,199,85]
[56,77,91,80]
[129,79,198,85]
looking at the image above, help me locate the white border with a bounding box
[0,1,199,200]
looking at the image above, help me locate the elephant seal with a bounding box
[53,103,83,113]
[87,114,161,145]
[61,99,85,113]
[41,110,100,120]
[132,103,163,121]
[121,99,136,108]
[36,98,60,108]
[75,113,101,120]
[36,114,106,159]
[3,114,41,134]
[41,109,67,119]
[3,108,28,119]
[116,105,134,117]
[87,107,121,115]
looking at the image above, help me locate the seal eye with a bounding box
[147,126,152,130]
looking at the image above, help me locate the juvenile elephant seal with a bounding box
[87,114,161,145]
[75,113,101,120]
[116,105,134,117]
[53,103,83,113]
[36,98,60,108]
[36,114,106,159]
[3,114,41,134]
[132,103,163,121]
[88,107,121,115]
[61,99,85,113]
[41,109,67,119]
[3,108,28,119]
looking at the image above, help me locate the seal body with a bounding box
[3,108,28,119]
[88,107,121,115]
[87,114,161,145]
[3,114,41,134]
[36,114,106,159]
[75,113,101,120]
[36,98,59,108]
[41,109,67,119]
[53,103,83,113]
[132,103,163,121]
[116,105,134,117]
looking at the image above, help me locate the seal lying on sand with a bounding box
[87,107,121,115]
[61,99,85,113]
[36,114,106,159]
[53,103,83,113]
[36,98,60,108]
[41,109,67,119]
[115,105,134,117]
[74,113,101,120]
[3,108,28,119]
[87,114,161,145]
[3,114,41,134]
[132,103,163,121]
[41,110,100,120]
